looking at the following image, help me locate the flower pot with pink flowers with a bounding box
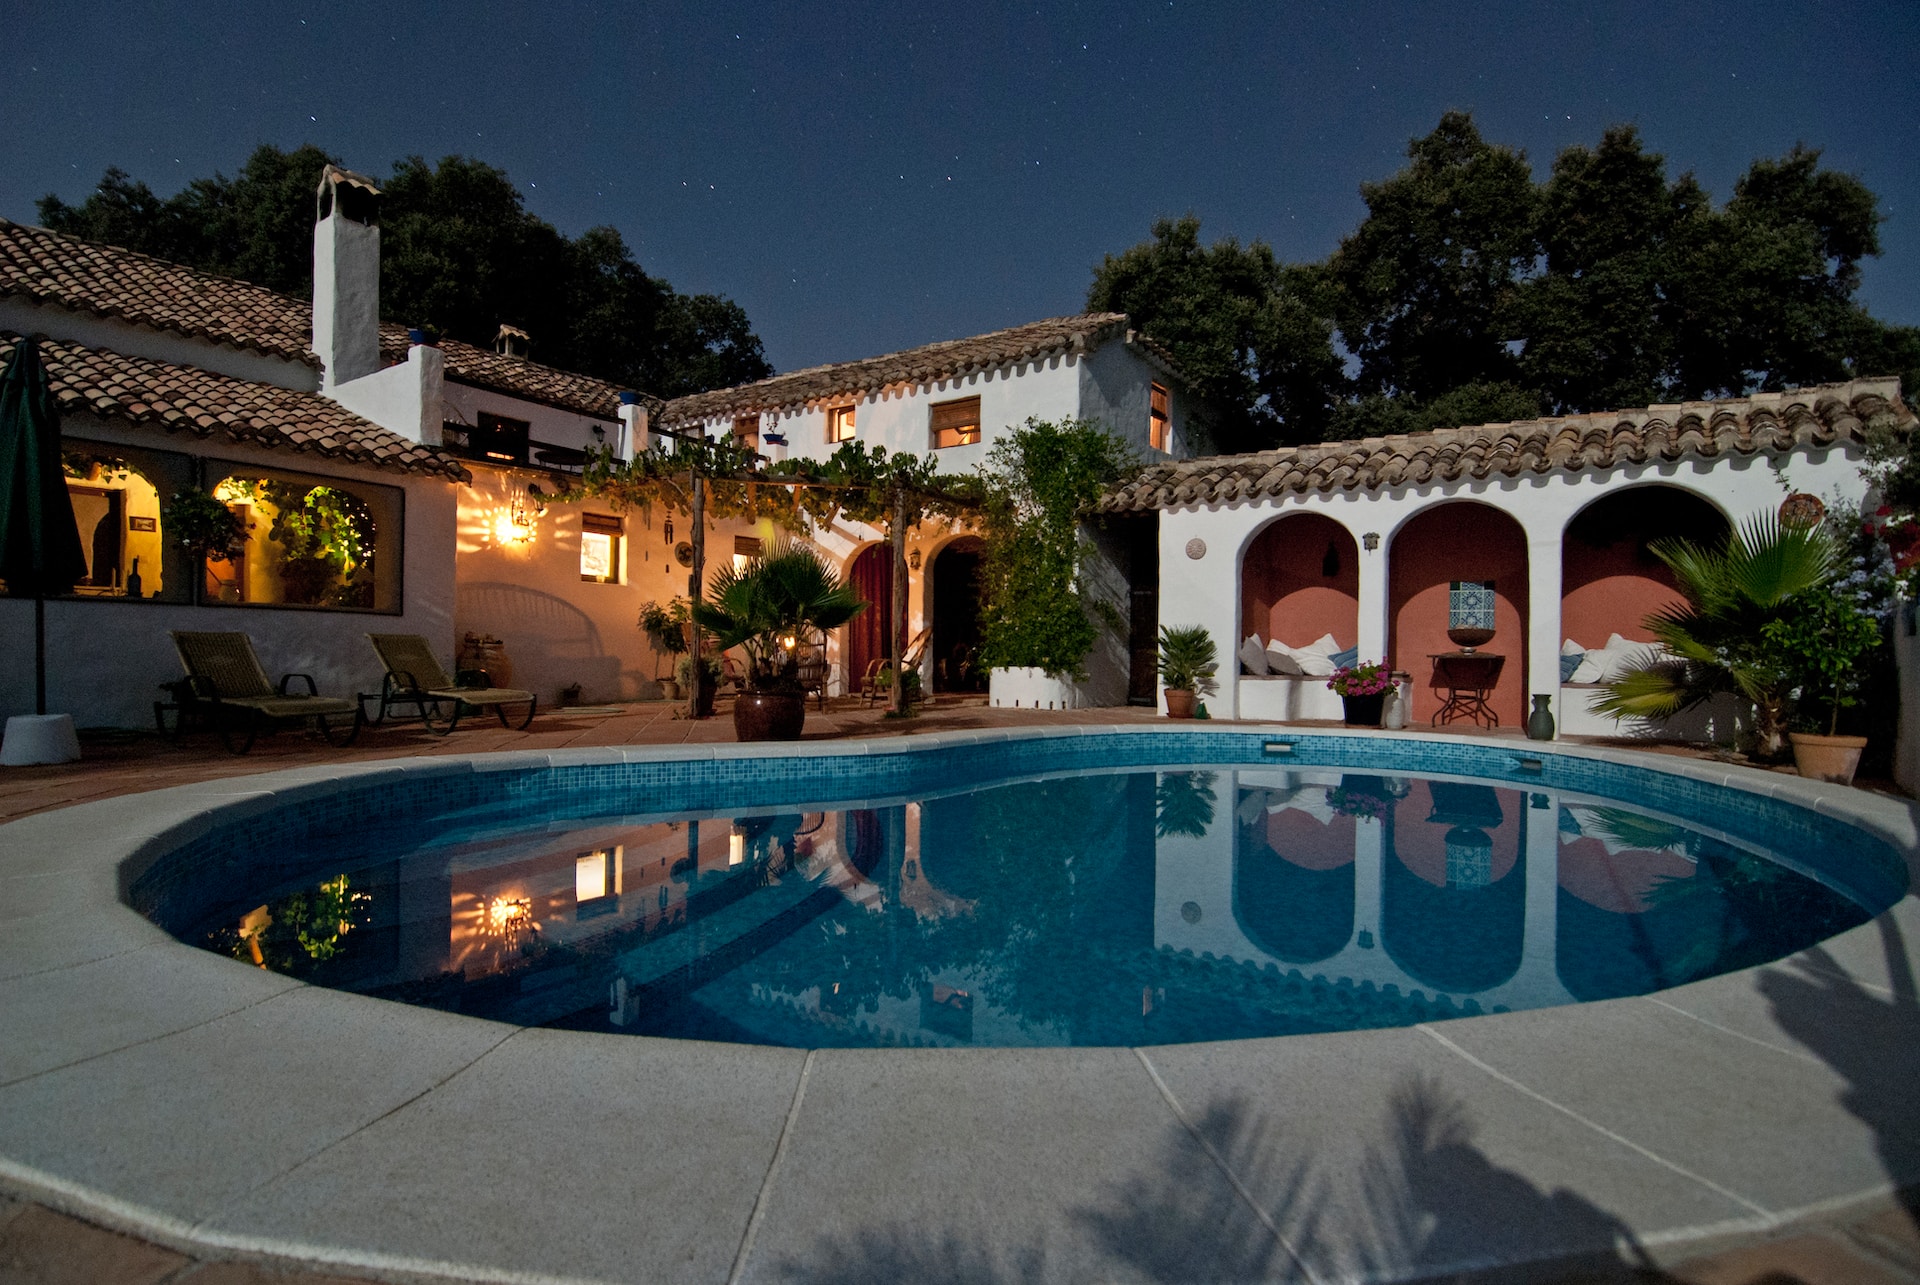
[1328,660,1396,727]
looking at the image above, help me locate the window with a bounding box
[473,412,530,464]
[827,404,857,443]
[1149,383,1171,452]
[51,442,192,602]
[580,513,623,584]
[732,415,759,452]
[204,465,404,612]
[732,533,763,573]
[930,396,982,449]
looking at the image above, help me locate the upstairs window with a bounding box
[1149,383,1171,452]
[474,412,531,464]
[580,513,623,584]
[930,396,982,449]
[827,404,857,444]
[732,415,760,452]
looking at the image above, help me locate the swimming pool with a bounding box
[135,731,1907,1049]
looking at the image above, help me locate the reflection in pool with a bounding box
[171,768,1872,1048]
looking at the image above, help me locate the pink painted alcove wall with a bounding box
[1241,514,1359,649]
[1388,503,1529,727]
[1560,488,1727,649]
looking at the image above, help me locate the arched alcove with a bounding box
[1560,486,1728,649]
[1388,502,1529,726]
[1232,802,1355,965]
[930,535,986,691]
[1241,513,1359,649]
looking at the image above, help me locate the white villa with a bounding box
[0,166,1193,727]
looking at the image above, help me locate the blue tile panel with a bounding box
[129,733,1909,931]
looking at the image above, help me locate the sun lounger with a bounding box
[169,630,363,755]
[365,633,537,734]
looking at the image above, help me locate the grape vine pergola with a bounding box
[568,432,983,718]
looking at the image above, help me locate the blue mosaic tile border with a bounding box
[129,732,1910,931]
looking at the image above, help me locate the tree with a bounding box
[1087,215,1343,451]
[1327,111,1539,404]
[38,147,771,398]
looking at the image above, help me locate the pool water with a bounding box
[164,764,1876,1048]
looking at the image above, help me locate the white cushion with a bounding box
[1264,644,1303,676]
[1568,654,1606,684]
[1238,634,1269,676]
[1291,647,1337,677]
[1561,638,1586,656]
[1298,632,1341,658]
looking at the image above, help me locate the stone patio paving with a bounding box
[1,696,1913,1284]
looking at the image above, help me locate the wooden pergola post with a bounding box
[890,484,909,716]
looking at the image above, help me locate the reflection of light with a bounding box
[576,852,608,902]
[1444,826,1493,888]
[485,895,533,936]
[729,828,746,867]
[779,634,797,651]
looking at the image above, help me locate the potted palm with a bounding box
[691,539,867,740]
[1328,660,1395,727]
[1157,624,1219,719]
[1597,513,1880,771]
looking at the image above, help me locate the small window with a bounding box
[474,412,530,464]
[732,534,763,573]
[581,513,623,584]
[930,396,982,449]
[732,415,759,451]
[1149,383,1170,452]
[827,404,857,443]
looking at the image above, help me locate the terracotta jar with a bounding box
[1788,732,1868,786]
[735,690,806,741]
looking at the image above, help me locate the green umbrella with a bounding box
[0,336,87,715]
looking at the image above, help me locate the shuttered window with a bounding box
[827,405,857,443]
[1149,383,1170,452]
[930,396,982,449]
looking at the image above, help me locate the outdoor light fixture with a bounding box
[1363,531,1380,551]
[1322,541,1340,577]
[908,548,921,571]
[526,482,548,516]
[663,516,675,544]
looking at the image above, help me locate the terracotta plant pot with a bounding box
[1164,688,1196,719]
[658,679,680,702]
[734,690,806,741]
[1341,692,1385,727]
[1788,732,1868,786]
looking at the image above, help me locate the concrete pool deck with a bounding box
[1,711,1918,1284]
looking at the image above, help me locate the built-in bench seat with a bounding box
[1235,672,1346,722]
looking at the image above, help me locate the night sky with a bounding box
[4,1,1915,374]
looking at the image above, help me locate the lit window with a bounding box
[732,414,759,451]
[930,396,982,449]
[827,404,857,443]
[1149,383,1170,452]
[205,467,403,612]
[580,513,623,584]
[733,533,763,573]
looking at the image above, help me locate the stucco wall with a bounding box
[0,418,458,729]
[1241,513,1360,651]
[1076,340,1188,459]
[1155,449,1871,735]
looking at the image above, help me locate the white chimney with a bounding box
[312,165,383,391]
[617,394,649,462]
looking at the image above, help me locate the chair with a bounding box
[795,653,831,710]
[365,634,538,735]
[170,631,363,755]
[859,658,891,707]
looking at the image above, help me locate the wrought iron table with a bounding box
[1427,652,1505,728]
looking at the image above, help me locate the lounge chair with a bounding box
[169,630,363,755]
[365,633,538,734]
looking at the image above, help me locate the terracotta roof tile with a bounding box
[1096,380,1914,513]
[0,219,316,364]
[659,313,1175,426]
[4,330,470,482]
[378,326,630,420]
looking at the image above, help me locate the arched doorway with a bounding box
[1381,780,1524,995]
[846,544,893,692]
[1561,487,1727,649]
[1233,787,1355,965]
[931,536,986,692]
[1241,513,1359,650]
[1388,503,1529,726]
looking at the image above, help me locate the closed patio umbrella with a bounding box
[0,334,86,741]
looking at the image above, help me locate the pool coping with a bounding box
[1,724,1916,1285]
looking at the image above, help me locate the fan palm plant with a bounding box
[1593,513,1841,758]
[691,539,867,692]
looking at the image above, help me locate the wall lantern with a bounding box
[1362,531,1381,552]
[663,516,675,544]
[908,548,922,571]
[1322,541,1341,578]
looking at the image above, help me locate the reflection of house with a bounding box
[1102,388,1913,736]
[1,164,1192,723]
